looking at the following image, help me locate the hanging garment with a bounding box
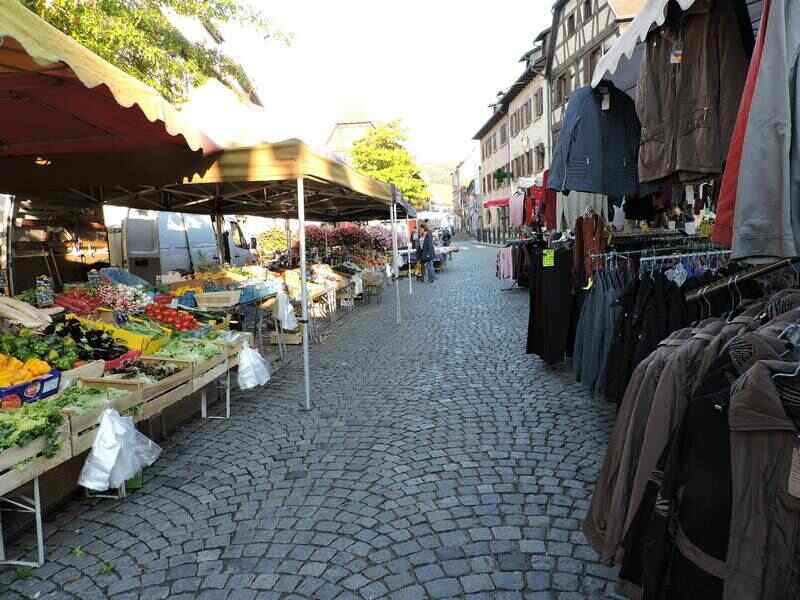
[713,0,771,247]
[625,195,656,221]
[584,328,695,562]
[633,332,787,600]
[548,83,643,197]
[573,212,608,284]
[496,247,514,280]
[542,170,557,231]
[525,186,538,226]
[600,320,726,568]
[509,190,525,227]
[636,0,748,184]
[557,191,608,232]
[732,0,800,259]
[723,361,800,599]
[527,246,575,364]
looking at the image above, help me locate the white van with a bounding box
[109,210,256,283]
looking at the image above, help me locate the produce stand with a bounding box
[61,385,138,455]
[0,2,418,567]
[0,423,69,568]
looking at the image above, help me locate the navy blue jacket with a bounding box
[548,83,642,198]
[420,233,435,262]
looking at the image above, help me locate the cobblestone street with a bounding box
[3,242,619,600]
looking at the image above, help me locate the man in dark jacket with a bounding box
[419,224,436,283]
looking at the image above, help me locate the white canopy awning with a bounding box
[592,0,763,89]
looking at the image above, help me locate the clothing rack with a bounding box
[639,249,731,264]
[685,258,800,302]
[590,243,721,260]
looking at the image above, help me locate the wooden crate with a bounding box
[212,332,253,360]
[195,290,241,309]
[82,359,192,402]
[141,381,192,418]
[0,424,71,497]
[192,356,229,392]
[142,348,227,393]
[269,325,304,346]
[63,385,141,455]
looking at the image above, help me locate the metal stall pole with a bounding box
[297,178,312,411]
[285,219,292,266]
[406,213,413,296]
[391,203,401,325]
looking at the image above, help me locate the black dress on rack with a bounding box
[527,245,575,365]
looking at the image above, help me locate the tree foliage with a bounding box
[350,120,431,209]
[19,0,284,103]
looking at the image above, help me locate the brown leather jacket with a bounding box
[726,361,800,599]
[636,0,747,184]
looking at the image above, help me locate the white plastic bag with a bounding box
[275,290,298,330]
[237,343,271,390]
[78,409,162,492]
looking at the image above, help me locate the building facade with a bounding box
[546,0,641,146]
[451,146,482,233]
[472,29,551,240]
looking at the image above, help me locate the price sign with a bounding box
[543,249,555,268]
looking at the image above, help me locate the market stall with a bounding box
[551,1,800,598]
[0,2,414,568]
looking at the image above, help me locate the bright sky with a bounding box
[221,1,553,166]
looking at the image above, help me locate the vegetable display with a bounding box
[153,339,220,362]
[0,355,52,388]
[95,282,150,314]
[108,360,181,384]
[0,385,128,457]
[144,304,199,331]
[54,288,103,314]
[119,319,168,339]
[0,400,64,456]
[43,318,128,363]
[0,330,81,371]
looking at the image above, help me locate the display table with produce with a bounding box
[0,272,272,566]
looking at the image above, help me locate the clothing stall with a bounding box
[558,0,800,598]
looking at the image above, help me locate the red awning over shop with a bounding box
[0,2,219,189]
[483,198,510,209]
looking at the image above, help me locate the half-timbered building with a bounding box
[546,0,642,147]
[472,30,552,236]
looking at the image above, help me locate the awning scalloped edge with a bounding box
[592,0,697,88]
[0,0,215,154]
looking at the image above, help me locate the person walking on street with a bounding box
[420,224,436,283]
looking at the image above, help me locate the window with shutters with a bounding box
[536,144,546,172]
[535,89,544,119]
[500,124,508,146]
[585,46,602,86]
[556,75,569,106]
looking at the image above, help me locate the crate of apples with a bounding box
[144,303,199,332]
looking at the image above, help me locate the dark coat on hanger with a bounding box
[548,82,642,197]
[636,0,747,184]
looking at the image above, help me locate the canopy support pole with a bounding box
[406,213,413,296]
[285,219,291,266]
[391,203,400,325]
[297,177,312,411]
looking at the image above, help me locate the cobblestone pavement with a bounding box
[2,242,619,600]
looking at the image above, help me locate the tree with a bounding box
[350,120,431,209]
[19,0,285,103]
